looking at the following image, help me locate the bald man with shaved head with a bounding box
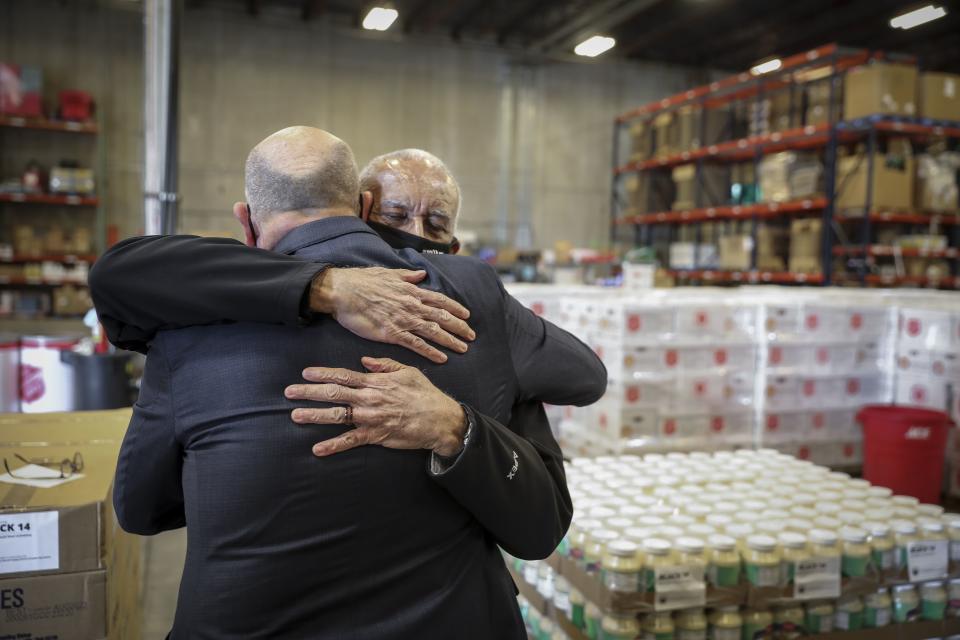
[108,127,605,638]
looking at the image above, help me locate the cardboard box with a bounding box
[0,63,43,117]
[629,120,649,162]
[788,218,822,274]
[653,111,676,157]
[0,410,141,640]
[756,223,786,271]
[759,151,822,203]
[0,569,106,638]
[844,62,918,120]
[915,152,960,213]
[671,164,729,210]
[675,106,729,150]
[622,172,674,215]
[920,72,960,121]
[719,234,752,270]
[836,138,914,213]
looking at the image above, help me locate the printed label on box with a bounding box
[793,556,840,600]
[653,564,706,611]
[0,510,59,574]
[907,540,948,582]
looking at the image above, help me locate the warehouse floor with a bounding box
[142,529,187,639]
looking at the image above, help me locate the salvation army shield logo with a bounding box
[20,363,45,404]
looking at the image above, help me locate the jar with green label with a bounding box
[809,527,841,557]
[585,529,619,575]
[602,539,642,592]
[834,595,864,631]
[921,581,947,621]
[601,613,640,640]
[893,584,920,623]
[922,520,949,545]
[866,522,896,573]
[707,535,741,588]
[675,608,706,640]
[569,518,602,566]
[676,536,707,572]
[569,588,585,629]
[864,587,892,628]
[539,618,555,640]
[777,532,808,586]
[708,606,742,640]
[948,578,960,618]
[643,538,675,593]
[528,609,543,639]
[641,612,674,640]
[893,520,919,571]
[773,605,804,640]
[553,576,571,617]
[586,602,603,640]
[741,608,772,640]
[947,519,960,569]
[744,535,780,587]
[804,601,834,634]
[840,527,870,577]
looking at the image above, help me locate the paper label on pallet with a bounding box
[653,565,706,611]
[793,556,841,600]
[0,511,59,574]
[907,540,948,582]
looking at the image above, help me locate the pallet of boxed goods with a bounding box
[509,450,960,640]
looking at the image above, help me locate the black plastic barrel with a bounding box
[61,352,134,410]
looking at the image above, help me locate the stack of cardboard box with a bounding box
[844,62,918,120]
[0,410,141,639]
[758,151,823,203]
[670,165,729,211]
[836,137,915,214]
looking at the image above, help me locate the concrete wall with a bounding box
[3,0,701,249]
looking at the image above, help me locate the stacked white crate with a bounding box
[505,283,959,467]
[893,299,960,421]
[753,291,895,468]
[556,293,759,456]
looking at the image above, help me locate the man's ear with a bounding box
[232,201,257,247]
[359,191,374,222]
[450,238,461,255]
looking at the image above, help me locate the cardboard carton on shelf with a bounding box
[622,173,674,215]
[805,79,843,126]
[653,111,677,157]
[844,62,918,120]
[671,164,729,211]
[757,223,787,272]
[718,234,752,271]
[758,151,823,203]
[628,120,649,162]
[915,152,960,213]
[788,218,822,274]
[675,105,730,150]
[835,137,915,213]
[919,72,960,121]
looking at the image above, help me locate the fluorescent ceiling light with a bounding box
[362,7,398,31]
[890,4,946,29]
[750,58,782,75]
[574,35,616,58]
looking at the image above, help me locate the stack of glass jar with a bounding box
[506,449,960,639]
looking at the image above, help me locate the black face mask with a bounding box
[368,221,458,254]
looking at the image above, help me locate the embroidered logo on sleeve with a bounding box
[507,451,519,480]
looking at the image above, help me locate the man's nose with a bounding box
[412,217,426,238]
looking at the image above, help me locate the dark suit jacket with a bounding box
[92,227,605,560]
[111,217,605,638]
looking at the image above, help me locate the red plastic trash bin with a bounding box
[858,404,954,504]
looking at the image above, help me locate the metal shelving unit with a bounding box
[611,43,960,289]
[0,111,103,319]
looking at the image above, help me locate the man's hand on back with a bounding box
[311,268,475,364]
[284,356,468,457]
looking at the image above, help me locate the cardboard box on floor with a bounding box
[0,409,141,640]
[920,72,960,121]
[844,62,918,120]
[835,138,914,213]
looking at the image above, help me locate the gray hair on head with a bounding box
[244,126,359,220]
[359,148,462,218]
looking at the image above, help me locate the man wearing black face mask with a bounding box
[89,143,605,563]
